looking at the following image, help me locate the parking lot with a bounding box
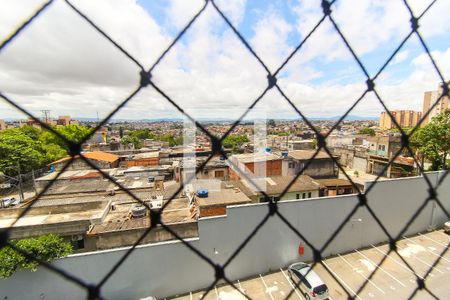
[171,230,450,299]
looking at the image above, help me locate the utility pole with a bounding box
[31,169,37,194]
[17,164,24,203]
[41,110,51,124]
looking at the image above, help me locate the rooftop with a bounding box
[240,175,321,195]
[232,152,282,163]
[315,178,354,187]
[130,151,160,159]
[195,184,252,207]
[51,151,119,164]
[87,198,193,235]
[0,200,109,232]
[288,150,332,160]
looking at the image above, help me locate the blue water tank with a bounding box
[281,151,288,157]
[197,189,209,198]
[265,147,272,153]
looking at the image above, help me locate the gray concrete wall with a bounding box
[353,156,367,173]
[0,172,448,300]
[284,159,336,178]
[91,222,198,250]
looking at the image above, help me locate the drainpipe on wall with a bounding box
[428,173,439,231]
[428,201,437,231]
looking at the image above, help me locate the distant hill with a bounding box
[308,115,379,121]
[70,115,378,123]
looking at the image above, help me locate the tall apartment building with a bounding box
[422,82,449,126]
[0,119,5,131]
[379,110,422,130]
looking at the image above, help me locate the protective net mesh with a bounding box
[0,0,449,299]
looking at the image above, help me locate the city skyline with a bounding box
[0,0,449,120]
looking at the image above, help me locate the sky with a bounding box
[0,0,449,121]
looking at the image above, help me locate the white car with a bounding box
[444,221,450,234]
[288,262,329,300]
[1,197,19,208]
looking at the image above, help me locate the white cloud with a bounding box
[0,0,449,121]
[391,50,409,65]
[250,10,294,72]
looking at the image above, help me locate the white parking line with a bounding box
[354,249,406,287]
[259,274,275,300]
[419,233,450,249]
[237,280,245,295]
[279,268,304,300]
[396,244,444,274]
[370,244,421,277]
[214,285,219,300]
[437,231,450,240]
[322,261,363,300]
[403,236,450,263]
[338,254,385,295]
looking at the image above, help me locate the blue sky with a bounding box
[0,0,449,120]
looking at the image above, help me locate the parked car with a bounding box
[444,221,450,234]
[1,197,17,208]
[288,262,329,300]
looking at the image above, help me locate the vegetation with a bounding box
[410,108,450,171]
[275,132,290,136]
[0,125,92,176]
[0,234,72,278]
[311,138,318,149]
[222,135,249,153]
[358,128,376,136]
[120,129,183,149]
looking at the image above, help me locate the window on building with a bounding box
[344,188,353,194]
[77,239,85,249]
[308,192,312,198]
[215,170,225,178]
[70,235,85,250]
[288,162,295,168]
[296,194,300,199]
[302,193,306,199]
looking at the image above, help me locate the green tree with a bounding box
[120,135,142,149]
[0,234,72,278]
[267,119,276,127]
[0,131,45,175]
[0,125,93,175]
[222,135,249,150]
[358,128,376,136]
[40,125,92,150]
[276,132,290,136]
[159,134,183,147]
[311,138,318,149]
[411,108,450,171]
[18,126,42,140]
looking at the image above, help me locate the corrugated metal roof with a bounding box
[51,151,119,164]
